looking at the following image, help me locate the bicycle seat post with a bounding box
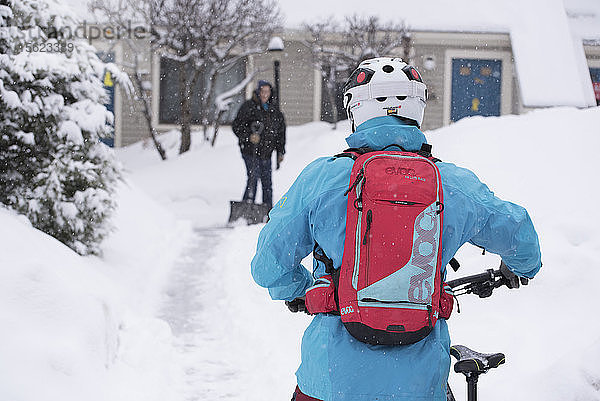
[466,372,479,401]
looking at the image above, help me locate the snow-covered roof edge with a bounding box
[510,0,595,108]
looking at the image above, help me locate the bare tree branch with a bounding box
[210,68,261,146]
[303,15,411,128]
[148,0,281,153]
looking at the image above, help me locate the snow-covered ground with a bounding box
[1,106,599,401]
[0,181,192,400]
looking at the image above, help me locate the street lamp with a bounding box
[268,36,284,110]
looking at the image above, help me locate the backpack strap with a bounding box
[313,243,335,275]
[335,144,442,162]
[416,143,442,163]
[334,147,373,160]
[312,243,340,315]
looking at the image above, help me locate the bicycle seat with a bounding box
[450,345,505,375]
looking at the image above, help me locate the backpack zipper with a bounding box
[345,169,364,196]
[357,300,431,310]
[362,210,373,246]
[363,209,373,285]
[377,200,427,206]
[360,298,427,305]
[352,178,365,290]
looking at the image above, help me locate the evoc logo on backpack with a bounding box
[408,207,439,303]
[385,166,415,176]
[340,306,354,315]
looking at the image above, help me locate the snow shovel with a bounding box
[228,201,270,225]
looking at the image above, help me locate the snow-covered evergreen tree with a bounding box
[0,0,126,255]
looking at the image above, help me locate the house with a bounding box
[88,0,600,147]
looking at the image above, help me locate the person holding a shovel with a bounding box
[232,80,286,209]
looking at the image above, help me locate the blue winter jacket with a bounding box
[251,116,541,401]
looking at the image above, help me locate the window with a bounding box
[321,64,350,123]
[159,57,246,124]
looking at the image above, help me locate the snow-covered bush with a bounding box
[0,0,126,255]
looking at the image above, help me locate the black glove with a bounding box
[499,261,529,289]
[285,297,308,314]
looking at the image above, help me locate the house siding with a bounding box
[412,43,446,131]
[119,83,152,146]
[586,44,600,63]
[90,35,154,147]
[249,40,316,126]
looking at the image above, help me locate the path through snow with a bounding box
[160,227,240,400]
[159,225,311,401]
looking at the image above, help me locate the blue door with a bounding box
[97,52,115,147]
[101,70,115,147]
[451,58,502,122]
[590,68,600,106]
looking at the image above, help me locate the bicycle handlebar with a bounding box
[446,269,510,298]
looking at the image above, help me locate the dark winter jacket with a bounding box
[232,85,286,160]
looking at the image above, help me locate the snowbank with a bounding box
[427,107,600,400]
[0,177,192,401]
[0,208,120,401]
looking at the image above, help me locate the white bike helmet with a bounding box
[343,57,427,131]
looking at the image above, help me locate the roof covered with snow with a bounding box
[277,0,599,107]
[509,0,596,107]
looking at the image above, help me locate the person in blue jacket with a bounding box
[250,57,542,401]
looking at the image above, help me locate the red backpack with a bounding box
[305,144,454,345]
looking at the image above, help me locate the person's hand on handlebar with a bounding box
[499,261,529,289]
[286,296,310,314]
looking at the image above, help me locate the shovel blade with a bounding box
[228,201,270,225]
